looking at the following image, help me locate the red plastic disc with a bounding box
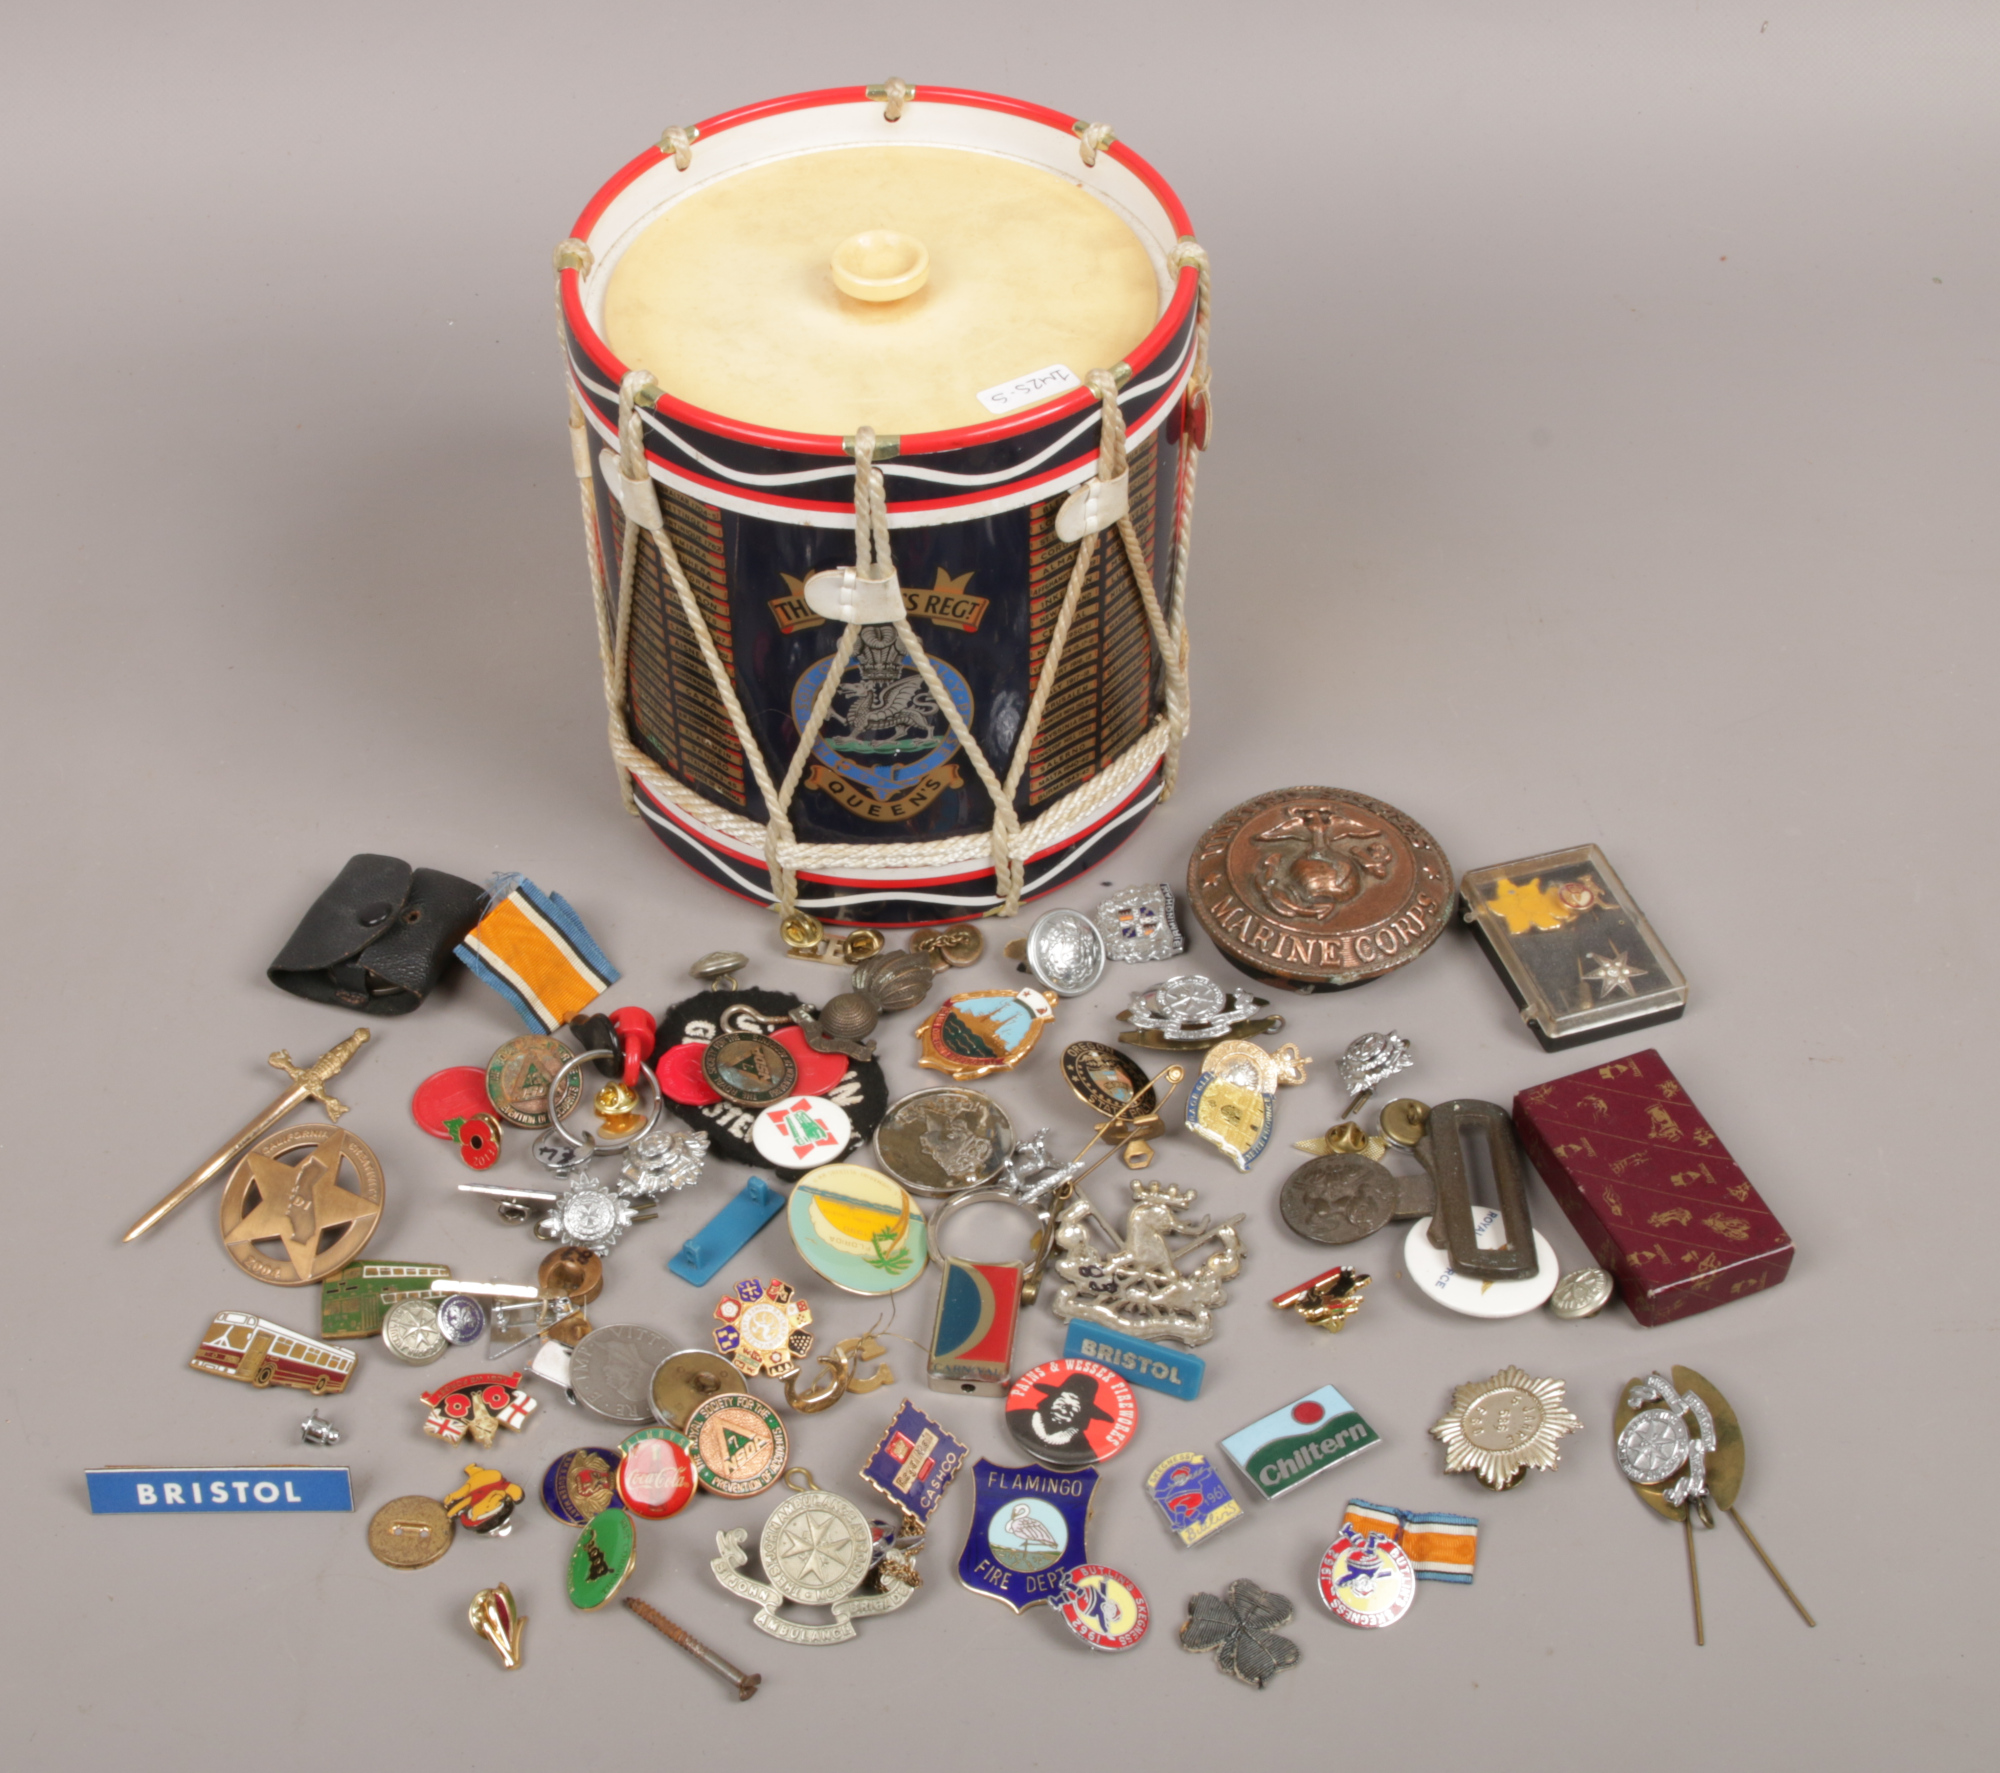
[656,1042,721,1106]
[772,1024,849,1096]
[412,1067,493,1139]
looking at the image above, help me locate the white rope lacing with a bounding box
[560,238,1211,917]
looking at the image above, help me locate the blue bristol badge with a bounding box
[792,626,975,821]
[957,1459,1097,1613]
[86,1466,354,1513]
[1063,1320,1205,1401]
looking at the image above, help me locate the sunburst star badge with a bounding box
[1430,1366,1581,1491]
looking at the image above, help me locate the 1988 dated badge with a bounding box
[1317,1525,1416,1627]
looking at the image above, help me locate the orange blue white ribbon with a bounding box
[455,876,618,1033]
[1343,1498,1479,1584]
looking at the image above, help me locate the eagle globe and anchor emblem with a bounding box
[791,624,976,823]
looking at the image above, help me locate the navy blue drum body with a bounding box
[558,86,1210,924]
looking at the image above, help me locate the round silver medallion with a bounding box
[1616,1408,1692,1485]
[381,1298,448,1365]
[569,1324,678,1424]
[1548,1267,1616,1320]
[875,1088,1015,1196]
[1023,908,1107,996]
[758,1487,874,1606]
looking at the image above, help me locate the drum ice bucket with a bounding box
[555,82,1211,924]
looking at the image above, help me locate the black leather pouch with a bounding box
[268,854,485,1014]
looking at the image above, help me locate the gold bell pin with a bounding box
[126,1030,371,1242]
[468,1584,526,1669]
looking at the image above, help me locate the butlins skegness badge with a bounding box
[957,1459,1097,1614]
[1059,1565,1151,1651]
[1146,1452,1242,1548]
[1316,1524,1416,1628]
[861,1400,969,1529]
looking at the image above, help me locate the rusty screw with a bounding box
[623,1597,761,1700]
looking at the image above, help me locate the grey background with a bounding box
[3,3,1993,1766]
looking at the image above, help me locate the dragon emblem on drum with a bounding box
[792,624,975,822]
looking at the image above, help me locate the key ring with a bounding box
[546,1048,664,1155]
[926,1186,1056,1304]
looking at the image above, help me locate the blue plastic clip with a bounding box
[667,1175,785,1285]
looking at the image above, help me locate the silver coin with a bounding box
[435,1294,486,1345]
[569,1324,679,1424]
[1549,1267,1616,1320]
[758,1487,873,1606]
[381,1299,449,1365]
[875,1088,1015,1197]
[1279,1154,1398,1245]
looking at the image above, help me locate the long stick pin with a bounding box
[1613,1366,1815,1645]
[124,1029,371,1241]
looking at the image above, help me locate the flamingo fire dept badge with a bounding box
[957,1459,1097,1613]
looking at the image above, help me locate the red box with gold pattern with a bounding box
[1512,1049,1793,1326]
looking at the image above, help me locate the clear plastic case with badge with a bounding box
[1460,844,1687,1050]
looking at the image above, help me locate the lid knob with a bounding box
[831,231,929,303]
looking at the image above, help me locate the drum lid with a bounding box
[601,144,1163,438]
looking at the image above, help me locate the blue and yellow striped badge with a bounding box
[456,876,619,1032]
